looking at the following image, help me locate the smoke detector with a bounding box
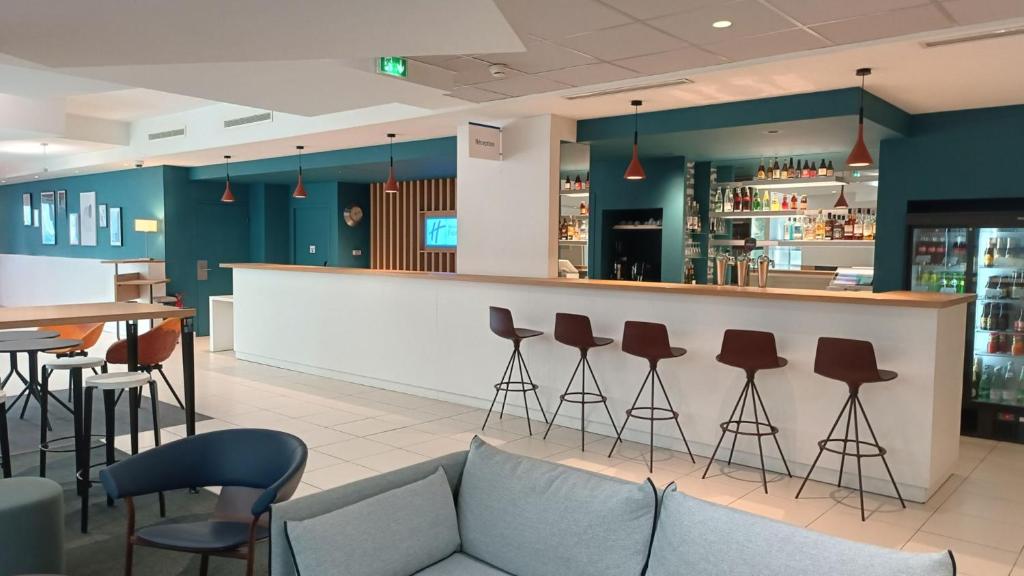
[488,64,508,79]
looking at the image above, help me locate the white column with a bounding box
[456,114,576,278]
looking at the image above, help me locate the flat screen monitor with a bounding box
[424,215,457,249]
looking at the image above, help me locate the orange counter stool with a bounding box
[482,307,549,435]
[607,321,695,472]
[795,337,906,521]
[702,329,792,494]
[543,313,620,451]
[105,319,184,409]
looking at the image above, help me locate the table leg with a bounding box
[24,352,52,431]
[72,370,85,498]
[182,316,196,437]
[126,320,139,372]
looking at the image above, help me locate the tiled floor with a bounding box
[8,334,1024,576]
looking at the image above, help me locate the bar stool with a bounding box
[38,323,105,402]
[795,337,906,521]
[608,321,695,472]
[39,356,107,480]
[482,307,548,435]
[105,319,185,409]
[79,370,160,533]
[702,329,792,493]
[544,313,619,451]
[0,389,10,478]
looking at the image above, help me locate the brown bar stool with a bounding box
[702,329,792,493]
[543,313,619,451]
[482,307,548,435]
[607,321,695,472]
[795,337,906,521]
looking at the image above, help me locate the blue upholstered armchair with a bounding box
[100,428,308,576]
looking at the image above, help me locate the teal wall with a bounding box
[289,181,340,266]
[338,183,371,268]
[589,150,686,282]
[874,104,1024,291]
[248,183,290,264]
[0,167,166,259]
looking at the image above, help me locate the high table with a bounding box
[0,330,59,392]
[0,338,82,427]
[0,303,198,437]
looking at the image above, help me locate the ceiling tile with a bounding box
[444,85,508,103]
[493,0,632,41]
[812,5,953,45]
[598,0,726,20]
[703,29,829,61]
[437,57,503,86]
[409,55,463,66]
[473,72,571,97]
[559,22,687,60]
[537,62,640,86]
[476,38,597,74]
[648,0,797,45]
[615,46,727,74]
[941,0,1024,25]
[764,0,931,26]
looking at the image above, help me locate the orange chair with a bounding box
[39,323,106,402]
[105,319,184,409]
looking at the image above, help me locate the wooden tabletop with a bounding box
[0,303,195,330]
[222,263,975,310]
[116,279,170,286]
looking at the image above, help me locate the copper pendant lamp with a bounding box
[384,133,399,194]
[220,155,235,203]
[846,68,873,167]
[624,99,646,181]
[833,185,850,208]
[292,145,307,199]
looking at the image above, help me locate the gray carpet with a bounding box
[10,450,269,576]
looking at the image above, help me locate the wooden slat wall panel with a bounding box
[370,177,456,273]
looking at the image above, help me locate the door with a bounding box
[193,202,250,336]
[293,207,332,266]
[908,226,971,293]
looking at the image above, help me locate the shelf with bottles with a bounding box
[709,239,778,247]
[561,172,590,192]
[558,239,588,245]
[711,210,804,219]
[776,239,874,247]
[971,354,1024,406]
[613,224,663,231]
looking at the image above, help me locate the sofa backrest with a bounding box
[646,484,955,576]
[457,437,657,576]
[269,450,467,576]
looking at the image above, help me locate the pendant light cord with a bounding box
[858,74,865,123]
[225,155,231,182]
[633,104,639,145]
[389,136,394,169]
[297,146,303,176]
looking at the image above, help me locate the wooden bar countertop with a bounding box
[222,263,975,309]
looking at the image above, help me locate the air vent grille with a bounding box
[923,26,1024,48]
[147,127,186,141]
[224,111,273,129]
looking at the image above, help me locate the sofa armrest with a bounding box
[269,450,468,576]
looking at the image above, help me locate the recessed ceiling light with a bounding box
[712,20,732,29]
[764,129,780,134]
[34,175,39,179]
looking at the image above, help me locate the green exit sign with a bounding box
[378,57,408,78]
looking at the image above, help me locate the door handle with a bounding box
[197,260,209,281]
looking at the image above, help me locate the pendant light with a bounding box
[384,133,399,194]
[846,68,873,167]
[292,145,307,199]
[833,185,850,208]
[624,99,646,181]
[220,155,235,203]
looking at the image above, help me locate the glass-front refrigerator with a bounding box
[907,208,1024,443]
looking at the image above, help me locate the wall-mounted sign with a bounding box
[467,122,501,161]
[378,56,408,78]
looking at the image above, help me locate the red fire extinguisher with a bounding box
[174,293,184,308]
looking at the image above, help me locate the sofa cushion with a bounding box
[647,484,955,576]
[415,553,512,575]
[285,467,460,576]
[457,436,657,576]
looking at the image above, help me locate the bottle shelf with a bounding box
[977,329,1024,336]
[712,210,804,219]
[977,298,1023,304]
[775,240,875,247]
[709,239,777,247]
[978,267,1024,273]
[612,225,662,230]
[558,239,588,245]
[716,175,847,190]
[975,352,1024,358]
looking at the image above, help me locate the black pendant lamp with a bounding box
[293,145,307,199]
[624,99,646,181]
[846,68,873,167]
[384,133,399,194]
[220,155,235,203]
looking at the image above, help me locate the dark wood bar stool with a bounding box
[608,321,695,472]
[702,329,792,493]
[544,313,619,451]
[482,307,548,435]
[795,337,906,521]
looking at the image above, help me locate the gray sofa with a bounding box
[271,437,954,576]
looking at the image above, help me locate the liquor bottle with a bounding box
[791,193,799,211]
[1002,303,1012,331]
[771,192,780,211]
[833,214,844,240]
[685,261,695,284]
[980,303,991,330]
[752,189,762,211]
[787,158,796,179]
[983,239,995,267]
[574,174,582,190]
[584,172,590,189]
[771,158,781,180]
[826,160,834,177]
[579,201,588,216]
[815,211,826,240]
[782,218,790,241]
[844,212,854,240]
[792,216,802,240]
[803,214,814,240]
[817,159,827,176]
[800,160,810,178]
[727,189,737,212]
[757,160,767,180]
[713,188,723,213]
[781,194,789,211]
[781,159,789,180]
[563,176,572,190]
[743,188,752,212]
[865,209,875,240]
[853,209,864,240]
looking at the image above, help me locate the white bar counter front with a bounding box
[224,263,972,502]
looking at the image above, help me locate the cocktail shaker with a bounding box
[756,254,774,288]
[735,254,751,287]
[715,254,733,286]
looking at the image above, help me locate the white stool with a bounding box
[40,356,107,480]
[80,371,159,534]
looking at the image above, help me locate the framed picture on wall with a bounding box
[57,190,66,212]
[33,208,40,227]
[22,193,31,226]
[109,206,122,247]
[69,213,80,245]
[40,191,57,245]
[80,191,97,246]
[99,204,108,228]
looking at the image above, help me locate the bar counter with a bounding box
[224,263,971,502]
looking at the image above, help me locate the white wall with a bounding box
[0,254,113,307]
[457,115,576,278]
